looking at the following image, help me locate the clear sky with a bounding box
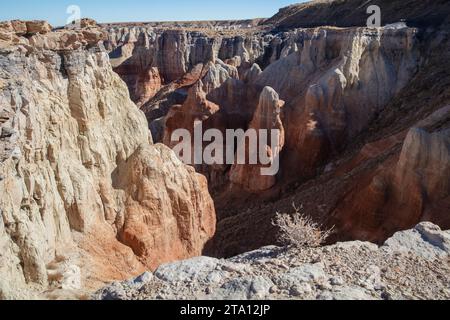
[0,0,305,26]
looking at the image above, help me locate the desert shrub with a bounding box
[273,204,333,249]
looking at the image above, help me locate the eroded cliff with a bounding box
[0,21,216,299]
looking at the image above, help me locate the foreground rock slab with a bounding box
[97,223,450,300]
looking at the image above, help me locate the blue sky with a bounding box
[0,0,304,26]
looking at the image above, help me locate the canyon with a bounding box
[105,3,450,258]
[0,0,450,300]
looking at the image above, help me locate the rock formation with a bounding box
[395,128,450,204]
[104,27,270,109]
[0,21,215,299]
[97,222,450,300]
[230,86,285,192]
[0,20,51,48]
[255,27,419,181]
[115,144,216,270]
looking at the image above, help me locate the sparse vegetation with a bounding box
[273,204,334,249]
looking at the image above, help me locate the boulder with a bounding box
[25,21,52,34]
[80,18,98,29]
[11,20,27,35]
[154,257,219,284]
[383,222,450,260]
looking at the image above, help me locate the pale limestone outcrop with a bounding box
[0,20,51,36]
[28,29,105,51]
[9,21,28,35]
[383,222,450,260]
[80,18,98,29]
[0,23,216,299]
[242,63,262,84]
[201,60,239,94]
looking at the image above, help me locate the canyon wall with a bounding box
[0,21,215,299]
[107,25,422,190]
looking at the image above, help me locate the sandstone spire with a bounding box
[230,86,285,192]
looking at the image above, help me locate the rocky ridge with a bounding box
[102,19,265,31]
[97,222,450,300]
[265,0,450,29]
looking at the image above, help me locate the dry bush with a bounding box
[273,204,334,249]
